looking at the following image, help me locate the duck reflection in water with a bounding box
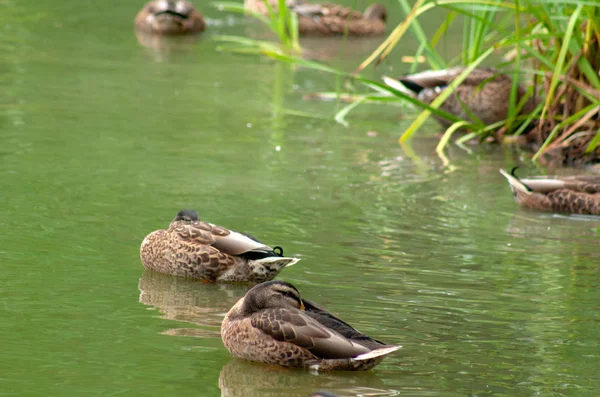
[138,270,247,337]
[218,360,399,397]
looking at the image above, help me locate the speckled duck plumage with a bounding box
[500,168,600,215]
[140,210,299,282]
[244,0,387,36]
[221,280,400,371]
[135,0,205,35]
[383,67,537,128]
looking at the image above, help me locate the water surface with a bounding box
[1,1,599,396]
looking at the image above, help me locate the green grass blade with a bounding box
[399,46,495,142]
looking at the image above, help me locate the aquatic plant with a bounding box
[352,0,600,165]
[214,0,600,165]
[213,0,300,54]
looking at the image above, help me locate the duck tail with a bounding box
[499,168,532,195]
[355,345,401,361]
[252,256,300,268]
[382,76,420,97]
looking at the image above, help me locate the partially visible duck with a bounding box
[135,0,205,35]
[244,1,387,36]
[221,280,400,370]
[140,210,299,282]
[383,67,537,128]
[296,3,387,36]
[500,168,600,215]
[244,0,304,15]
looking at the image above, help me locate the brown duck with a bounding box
[140,210,299,282]
[500,168,600,215]
[383,67,537,128]
[135,0,205,35]
[221,280,400,370]
[244,0,387,36]
[244,0,303,15]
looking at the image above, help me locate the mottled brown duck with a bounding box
[221,281,400,371]
[140,210,299,282]
[244,0,304,15]
[500,168,600,215]
[383,67,537,128]
[244,0,387,36]
[135,0,205,35]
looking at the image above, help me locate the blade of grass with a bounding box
[533,101,598,161]
[355,0,427,74]
[334,97,367,127]
[436,120,470,154]
[539,4,583,121]
[399,46,495,143]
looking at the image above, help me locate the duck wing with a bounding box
[174,221,275,256]
[292,3,363,20]
[526,176,600,194]
[394,67,503,90]
[303,299,387,349]
[509,174,600,194]
[251,308,372,359]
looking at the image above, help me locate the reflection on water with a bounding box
[219,360,399,397]
[505,211,600,242]
[138,271,248,337]
[243,20,390,63]
[135,30,202,62]
[2,0,600,396]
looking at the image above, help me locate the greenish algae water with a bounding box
[1,1,599,396]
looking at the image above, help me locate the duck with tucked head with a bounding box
[140,210,299,282]
[500,168,600,215]
[383,67,537,128]
[244,0,304,15]
[244,0,387,36]
[135,0,205,35]
[221,280,400,370]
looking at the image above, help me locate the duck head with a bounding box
[174,209,200,222]
[239,281,305,316]
[364,4,387,22]
[135,1,205,35]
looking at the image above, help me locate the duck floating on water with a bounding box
[135,0,205,35]
[500,168,600,215]
[140,210,299,282]
[244,0,387,36]
[221,280,400,370]
[383,67,537,128]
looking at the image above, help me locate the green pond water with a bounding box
[2,1,600,396]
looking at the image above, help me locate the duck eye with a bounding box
[275,289,293,298]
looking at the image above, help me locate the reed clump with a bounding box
[214,0,600,166]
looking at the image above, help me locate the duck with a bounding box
[382,67,537,128]
[499,168,600,215]
[244,0,387,36]
[244,0,303,15]
[135,0,205,35]
[140,210,299,282]
[221,280,400,370]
